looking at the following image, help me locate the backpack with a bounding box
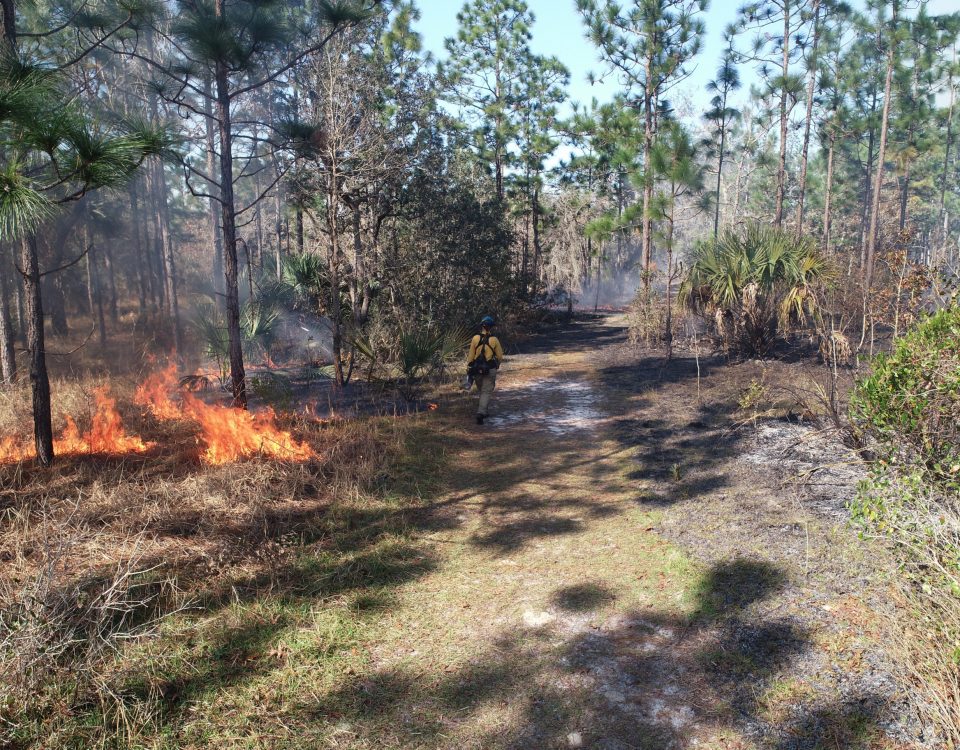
[469,334,498,377]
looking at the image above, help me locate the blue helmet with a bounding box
[480,315,496,327]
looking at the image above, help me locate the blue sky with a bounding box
[413,0,960,117]
[413,0,760,114]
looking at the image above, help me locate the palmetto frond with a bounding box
[681,225,831,355]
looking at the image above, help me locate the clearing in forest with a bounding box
[3,314,926,750]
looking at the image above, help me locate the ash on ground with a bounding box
[738,420,866,519]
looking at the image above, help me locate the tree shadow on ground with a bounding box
[288,556,892,749]
[515,313,630,356]
[597,350,756,510]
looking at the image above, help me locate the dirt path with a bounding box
[324,315,923,749]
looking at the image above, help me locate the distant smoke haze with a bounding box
[577,267,641,310]
[273,311,334,364]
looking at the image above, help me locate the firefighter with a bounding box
[466,315,504,425]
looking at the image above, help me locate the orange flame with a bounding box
[134,365,315,465]
[0,387,152,463]
[182,394,315,465]
[134,363,181,420]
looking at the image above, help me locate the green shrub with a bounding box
[850,307,960,741]
[680,225,830,355]
[850,306,960,487]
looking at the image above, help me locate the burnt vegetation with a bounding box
[1,0,959,746]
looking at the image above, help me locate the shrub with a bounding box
[851,306,960,483]
[680,225,830,355]
[850,306,960,742]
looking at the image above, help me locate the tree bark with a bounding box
[939,46,956,231]
[274,176,283,279]
[130,184,148,314]
[14,265,25,345]
[327,184,344,386]
[154,160,182,354]
[795,0,820,236]
[865,3,897,291]
[0,0,15,48]
[822,136,836,256]
[204,78,224,294]
[20,234,54,465]
[86,241,107,347]
[899,168,910,232]
[0,250,17,384]
[532,183,542,295]
[102,243,118,322]
[775,0,791,228]
[859,63,880,270]
[213,11,247,408]
[713,113,726,237]
[48,273,69,337]
[664,200,675,359]
[641,54,654,286]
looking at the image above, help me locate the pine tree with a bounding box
[514,49,568,296]
[702,24,741,237]
[736,0,810,228]
[649,121,706,355]
[0,58,165,465]
[578,0,706,286]
[124,0,373,407]
[442,0,534,202]
[863,0,903,291]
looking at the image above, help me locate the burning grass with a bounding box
[135,363,316,464]
[0,364,317,467]
[0,368,439,749]
[0,386,153,463]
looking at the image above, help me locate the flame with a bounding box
[0,387,152,463]
[134,363,181,420]
[182,394,315,465]
[134,365,315,465]
[427,403,439,411]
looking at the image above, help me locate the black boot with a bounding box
[476,414,484,425]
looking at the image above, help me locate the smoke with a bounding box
[272,310,334,364]
[577,266,641,310]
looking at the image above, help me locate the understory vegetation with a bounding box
[2,0,960,746]
[851,308,960,742]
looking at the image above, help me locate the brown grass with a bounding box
[0,366,421,748]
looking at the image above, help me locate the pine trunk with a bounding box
[795,0,820,235]
[130,185,148,314]
[641,56,654,287]
[154,160,182,354]
[214,14,247,408]
[328,185,344,386]
[865,6,897,291]
[20,234,54,466]
[939,48,956,229]
[714,118,726,237]
[84,223,107,347]
[48,274,69,337]
[0,250,16,384]
[775,2,791,228]
[822,136,836,257]
[102,243,118,322]
[204,78,224,293]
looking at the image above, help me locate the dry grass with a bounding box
[0,367,430,749]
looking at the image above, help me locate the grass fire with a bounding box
[4,0,960,747]
[135,365,316,464]
[0,387,153,463]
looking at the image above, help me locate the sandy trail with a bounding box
[335,314,924,750]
